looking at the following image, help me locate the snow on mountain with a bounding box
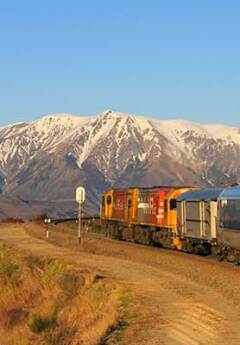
[0,109,239,218]
[0,114,86,170]
[65,111,169,182]
[202,124,240,144]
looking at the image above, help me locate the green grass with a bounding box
[120,293,133,309]
[29,309,58,334]
[0,243,20,283]
[43,259,65,285]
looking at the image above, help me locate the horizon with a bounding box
[1,1,240,127]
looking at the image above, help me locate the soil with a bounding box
[0,223,240,345]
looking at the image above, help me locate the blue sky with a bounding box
[0,0,240,126]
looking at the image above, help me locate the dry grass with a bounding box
[24,222,120,257]
[0,242,124,345]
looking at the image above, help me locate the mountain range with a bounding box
[0,110,240,219]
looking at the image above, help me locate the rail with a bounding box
[45,216,100,225]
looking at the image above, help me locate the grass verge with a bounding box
[0,241,125,345]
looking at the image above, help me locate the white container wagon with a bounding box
[176,188,224,254]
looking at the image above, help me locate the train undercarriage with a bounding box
[102,220,240,264]
[103,220,214,256]
[218,246,240,265]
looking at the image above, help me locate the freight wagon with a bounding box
[176,189,223,255]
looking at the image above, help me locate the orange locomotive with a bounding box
[101,186,198,249]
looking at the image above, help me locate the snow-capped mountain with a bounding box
[0,110,240,218]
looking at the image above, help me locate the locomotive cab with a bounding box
[101,190,114,220]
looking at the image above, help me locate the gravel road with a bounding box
[0,223,240,345]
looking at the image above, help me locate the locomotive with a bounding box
[101,186,240,264]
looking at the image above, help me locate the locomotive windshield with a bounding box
[170,199,177,210]
[106,195,112,205]
[220,199,240,230]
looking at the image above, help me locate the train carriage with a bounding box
[218,187,240,263]
[176,189,223,254]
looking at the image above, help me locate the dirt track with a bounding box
[0,224,240,345]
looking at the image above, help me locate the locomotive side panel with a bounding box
[135,189,169,227]
[136,189,151,224]
[112,190,128,221]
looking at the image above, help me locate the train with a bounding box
[100,185,240,264]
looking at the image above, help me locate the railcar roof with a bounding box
[219,187,240,199]
[111,185,195,191]
[177,188,224,201]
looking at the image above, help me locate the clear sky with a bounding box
[0,0,240,126]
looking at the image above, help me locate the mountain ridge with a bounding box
[0,110,239,218]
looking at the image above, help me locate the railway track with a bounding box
[42,218,238,265]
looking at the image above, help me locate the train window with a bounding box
[102,196,105,206]
[106,195,112,205]
[128,199,132,207]
[170,199,177,210]
[220,199,240,230]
